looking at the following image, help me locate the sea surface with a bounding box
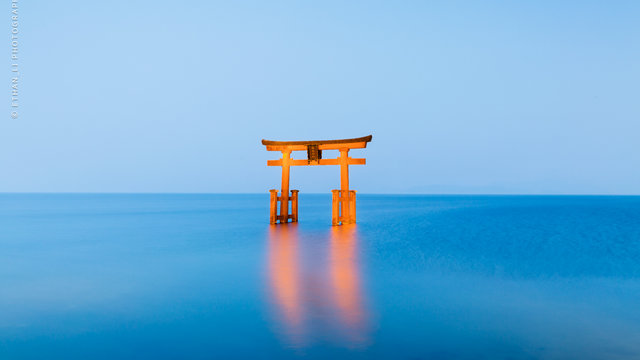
[1,194,640,359]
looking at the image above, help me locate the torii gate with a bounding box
[262,135,372,226]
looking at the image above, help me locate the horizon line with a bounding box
[1,192,639,197]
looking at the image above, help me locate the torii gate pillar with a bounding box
[280,150,291,223]
[262,135,372,226]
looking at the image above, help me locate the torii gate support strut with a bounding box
[262,135,372,225]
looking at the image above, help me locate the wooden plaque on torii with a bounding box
[262,135,372,226]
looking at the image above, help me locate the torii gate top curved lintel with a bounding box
[262,135,372,147]
[262,135,372,226]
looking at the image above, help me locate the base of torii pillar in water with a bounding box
[262,135,372,226]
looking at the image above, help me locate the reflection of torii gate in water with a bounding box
[262,135,372,225]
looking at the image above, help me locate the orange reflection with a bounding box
[267,224,305,347]
[267,224,369,348]
[329,224,368,346]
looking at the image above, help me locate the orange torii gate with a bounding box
[262,135,372,226]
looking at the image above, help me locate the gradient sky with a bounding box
[3,1,639,194]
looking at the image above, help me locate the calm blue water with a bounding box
[1,194,640,359]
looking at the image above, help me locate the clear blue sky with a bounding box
[3,1,639,194]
